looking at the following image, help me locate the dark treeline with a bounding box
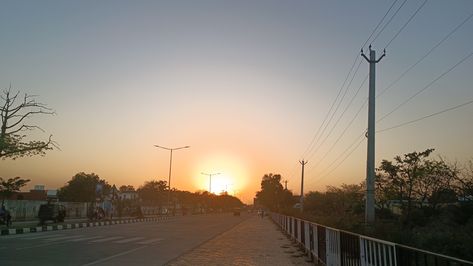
[57,172,243,214]
[254,149,473,261]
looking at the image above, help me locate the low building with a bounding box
[119,190,139,201]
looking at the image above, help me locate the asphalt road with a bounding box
[0,213,248,266]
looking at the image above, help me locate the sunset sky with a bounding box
[1,1,472,203]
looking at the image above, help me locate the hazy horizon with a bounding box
[2,0,472,204]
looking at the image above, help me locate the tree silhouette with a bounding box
[0,176,30,204]
[57,172,110,202]
[255,173,288,211]
[0,87,56,159]
[137,180,167,204]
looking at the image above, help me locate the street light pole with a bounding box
[155,145,190,211]
[201,172,221,193]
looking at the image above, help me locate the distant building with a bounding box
[119,190,138,201]
[9,190,48,201]
[34,185,45,191]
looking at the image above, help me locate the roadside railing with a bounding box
[271,213,473,266]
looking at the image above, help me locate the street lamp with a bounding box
[201,172,220,193]
[155,145,190,210]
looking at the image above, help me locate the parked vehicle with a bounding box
[38,203,66,225]
[0,206,12,227]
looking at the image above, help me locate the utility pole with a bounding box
[299,160,308,213]
[283,180,288,190]
[201,172,220,193]
[361,45,385,224]
[154,145,190,212]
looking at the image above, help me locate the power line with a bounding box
[378,11,473,98]
[308,74,368,171]
[306,59,364,161]
[361,0,400,49]
[310,0,428,184]
[307,131,365,185]
[311,134,366,185]
[377,49,473,123]
[384,0,429,49]
[301,56,360,159]
[377,98,473,133]
[308,98,473,184]
[305,3,472,188]
[301,0,407,160]
[304,46,473,184]
[371,0,409,44]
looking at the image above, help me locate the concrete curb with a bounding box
[0,216,171,236]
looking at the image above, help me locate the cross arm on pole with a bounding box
[375,49,386,63]
[361,49,371,62]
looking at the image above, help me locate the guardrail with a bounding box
[271,213,473,266]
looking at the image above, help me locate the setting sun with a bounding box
[192,152,249,196]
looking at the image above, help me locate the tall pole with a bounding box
[201,172,220,193]
[154,145,190,212]
[167,149,173,205]
[361,46,385,224]
[299,160,308,213]
[283,180,288,190]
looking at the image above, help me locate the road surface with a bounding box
[0,213,247,265]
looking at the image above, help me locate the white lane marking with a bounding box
[67,236,103,242]
[42,235,83,241]
[81,246,147,266]
[21,234,65,240]
[113,237,145,244]
[16,241,64,250]
[136,238,163,245]
[89,236,123,243]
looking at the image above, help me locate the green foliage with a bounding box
[173,190,243,212]
[0,176,30,203]
[137,180,167,204]
[303,184,364,230]
[119,185,135,192]
[296,149,473,261]
[0,88,56,159]
[255,173,295,211]
[375,148,464,224]
[57,172,110,202]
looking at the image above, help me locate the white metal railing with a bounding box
[271,213,473,266]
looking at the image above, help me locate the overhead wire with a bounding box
[307,4,472,186]
[308,74,369,172]
[302,0,414,187]
[315,133,366,183]
[310,97,473,183]
[361,0,400,49]
[306,59,364,161]
[371,0,409,44]
[301,55,360,160]
[377,10,473,98]
[305,0,411,161]
[300,0,404,162]
[377,98,473,133]
[314,49,473,185]
[384,0,429,49]
[377,50,473,124]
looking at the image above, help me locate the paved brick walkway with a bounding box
[167,214,312,266]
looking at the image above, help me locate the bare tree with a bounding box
[0,87,57,159]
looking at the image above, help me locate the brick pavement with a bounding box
[167,214,313,266]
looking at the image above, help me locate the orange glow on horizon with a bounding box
[191,152,249,197]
